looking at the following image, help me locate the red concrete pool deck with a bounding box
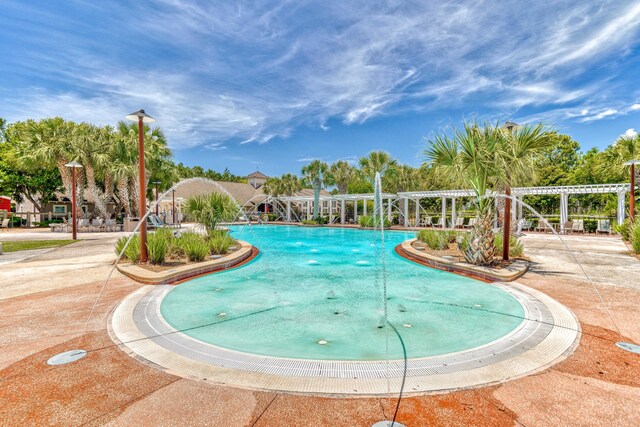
[1,231,639,425]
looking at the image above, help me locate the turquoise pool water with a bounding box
[160,226,524,360]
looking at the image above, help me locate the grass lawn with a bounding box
[0,240,78,253]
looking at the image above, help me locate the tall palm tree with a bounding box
[262,177,283,197]
[18,118,76,197]
[495,123,555,259]
[301,160,331,219]
[425,123,499,265]
[387,164,420,193]
[329,160,357,194]
[72,123,112,218]
[359,151,397,183]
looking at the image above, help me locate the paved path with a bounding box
[0,230,639,426]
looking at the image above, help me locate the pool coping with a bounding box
[115,240,254,285]
[110,281,580,396]
[399,238,529,282]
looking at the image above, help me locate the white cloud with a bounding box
[623,128,638,138]
[3,0,640,149]
[204,142,227,151]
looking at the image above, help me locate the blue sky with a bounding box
[2,1,640,177]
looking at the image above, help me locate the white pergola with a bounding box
[398,183,631,231]
[277,193,396,223]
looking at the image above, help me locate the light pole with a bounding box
[151,180,161,216]
[125,109,155,263]
[625,160,640,223]
[64,161,83,240]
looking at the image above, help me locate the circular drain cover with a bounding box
[47,350,87,365]
[372,422,407,427]
[616,342,640,354]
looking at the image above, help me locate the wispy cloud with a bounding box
[2,0,640,150]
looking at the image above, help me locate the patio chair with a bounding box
[90,218,104,232]
[104,218,120,232]
[1,218,9,231]
[420,216,432,227]
[572,219,584,233]
[49,219,66,233]
[454,217,465,228]
[78,218,90,232]
[521,220,532,231]
[596,219,611,235]
[562,221,573,234]
[464,218,476,228]
[536,221,550,233]
[433,217,443,228]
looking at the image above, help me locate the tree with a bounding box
[426,123,498,265]
[2,121,62,211]
[182,192,239,232]
[604,132,640,182]
[359,151,397,183]
[329,160,357,194]
[301,160,331,219]
[495,123,555,259]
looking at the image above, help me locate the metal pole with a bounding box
[138,117,148,263]
[631,163,636,223]
[503,185,511,261]
[71,167,77,240]
[155,181,159,215]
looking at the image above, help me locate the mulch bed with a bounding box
[411,240,526,270]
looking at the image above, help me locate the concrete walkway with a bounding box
[0,230,639,426]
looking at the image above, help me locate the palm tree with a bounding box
[280,173,302,196]
[495,123,555,259]
[182,192,238,233]
[262,177,284,197]
[301,160,331,219]
[604,133,640,181]
[359,151,397,183]
[329,160,357,194]
[17,118,76,198]
[425,123,499,265]
[387,164,420,193]
[72,123,112,218]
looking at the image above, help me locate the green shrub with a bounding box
[302,219,319,225]
[147,232,169,265]
[267,213,277,221]
[631,221,640,254]
[123,235,141,263]
[209,234,235,254]
[177,232,209,262]
[494,233,524,258]
[417,229,449,250]
[358,215,391,228]
[614,219,632,241]
[115,236,128,258]
[584,219,597,233]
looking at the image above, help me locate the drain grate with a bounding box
[47,350,87,365]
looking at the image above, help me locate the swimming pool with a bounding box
[159,226,524,361]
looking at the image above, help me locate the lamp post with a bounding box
[125,109,155,263]
[64,161,83,240]
[151,180,161,215]
[172,189,176,224]
[625,160,640,223]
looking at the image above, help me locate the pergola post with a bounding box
[387,197,392,222]
[617,190,626,226]
[441,197,446,228]
[306,201,311,220]
[560,192,568,233]
[341,199,346,224]
[403,197,409,227]
[451,197,457,227]
[415,198,420,226]
[354,200,358,223]
[363,198,367,216]
[286,200,291,222]
[328,199,333,223]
